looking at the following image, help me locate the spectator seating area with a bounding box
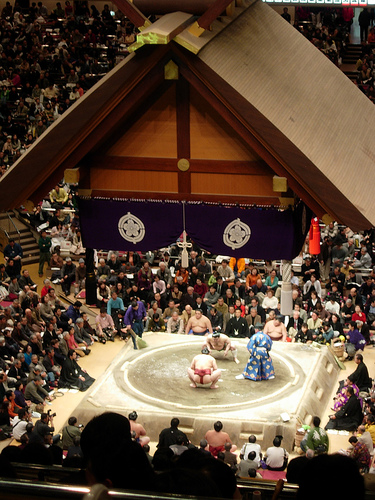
[0,0,135,176]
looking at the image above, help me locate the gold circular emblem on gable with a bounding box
[177,159,190,172]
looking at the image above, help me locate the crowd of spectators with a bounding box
[0,411,369,499]
[0,211,375,494]
[281,6,375,102]
[0,0,136,176]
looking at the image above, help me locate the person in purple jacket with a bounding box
[346,320,366,359]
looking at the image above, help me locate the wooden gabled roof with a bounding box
[0,0,374,230]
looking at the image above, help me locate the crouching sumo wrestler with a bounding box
[188,347,221,389]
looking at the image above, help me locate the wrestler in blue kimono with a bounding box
[243,331,275,381]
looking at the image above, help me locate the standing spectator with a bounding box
[38,230,51,277]
[281,7,291,23]
[359,8,371,43]
[60,257,76,296]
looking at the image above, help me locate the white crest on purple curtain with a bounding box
[223,218,251,250]
[118,212,145,244]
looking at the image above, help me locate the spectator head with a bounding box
[224,442,231,451]
[248,468,257,478]
[80,412,153,489]
[248,451,256,461]
[348,436,358,445]
[297,454,364,500]
[273,436,282,447]
[312,416,321,428]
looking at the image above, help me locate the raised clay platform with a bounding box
[74,334,340,451]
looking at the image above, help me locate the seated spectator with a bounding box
[341,298,355,324]
[66,300,82,324]
[346,320,366,358]
[307,310,322,332]
[223,441,238,471]
[246,267,260,290]
[169,434,188,456]
[348,435,371,473]
[217,259,235,281]
[74,318,94,346]
[352,305,367,324]
[286,450,314,484]
[163,309,181,334]
[12,408,31,442]
[265,436,288,471]
[0,400,12,433]
[240,435,261,465]
[262,289,278,313]
[4,389,22,417]
[353,247,372,269]
[74,258,86,294]
[325,294,340,316]
[80,412,155,490]
[24,376,53,405]
[286,310,303,339]
[264,269,279,292]
[95,307,115,343]
[236,451,258,476]
[62,416,82,451]
[148,313,165,332]
[357,424,374,455]
[300,416,329,454]
[67,326,90,357]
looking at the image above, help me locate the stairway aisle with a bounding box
[0,210,40,266]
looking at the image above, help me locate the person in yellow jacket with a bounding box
[49,184,68,206]
[229,257,246,278]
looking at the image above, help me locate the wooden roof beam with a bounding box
[112,0,151,29]
[189,0,234,36]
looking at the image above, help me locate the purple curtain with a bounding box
[185,203,311,260]
[78,199,183,251]
[78,198,311,259]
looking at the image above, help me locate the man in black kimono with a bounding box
[225,309,250,339]
[59,349,95,391]
[348,353,372,392]
[325,386,363,431]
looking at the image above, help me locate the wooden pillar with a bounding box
[176,77,191,194]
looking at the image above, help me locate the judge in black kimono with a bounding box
[59,349,95,392]
[325,386,363,431]
[225,309,250,338]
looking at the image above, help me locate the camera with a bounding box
[78,424,84,428]
[47,409,56,418]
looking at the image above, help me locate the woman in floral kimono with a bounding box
[242,329,275,381]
